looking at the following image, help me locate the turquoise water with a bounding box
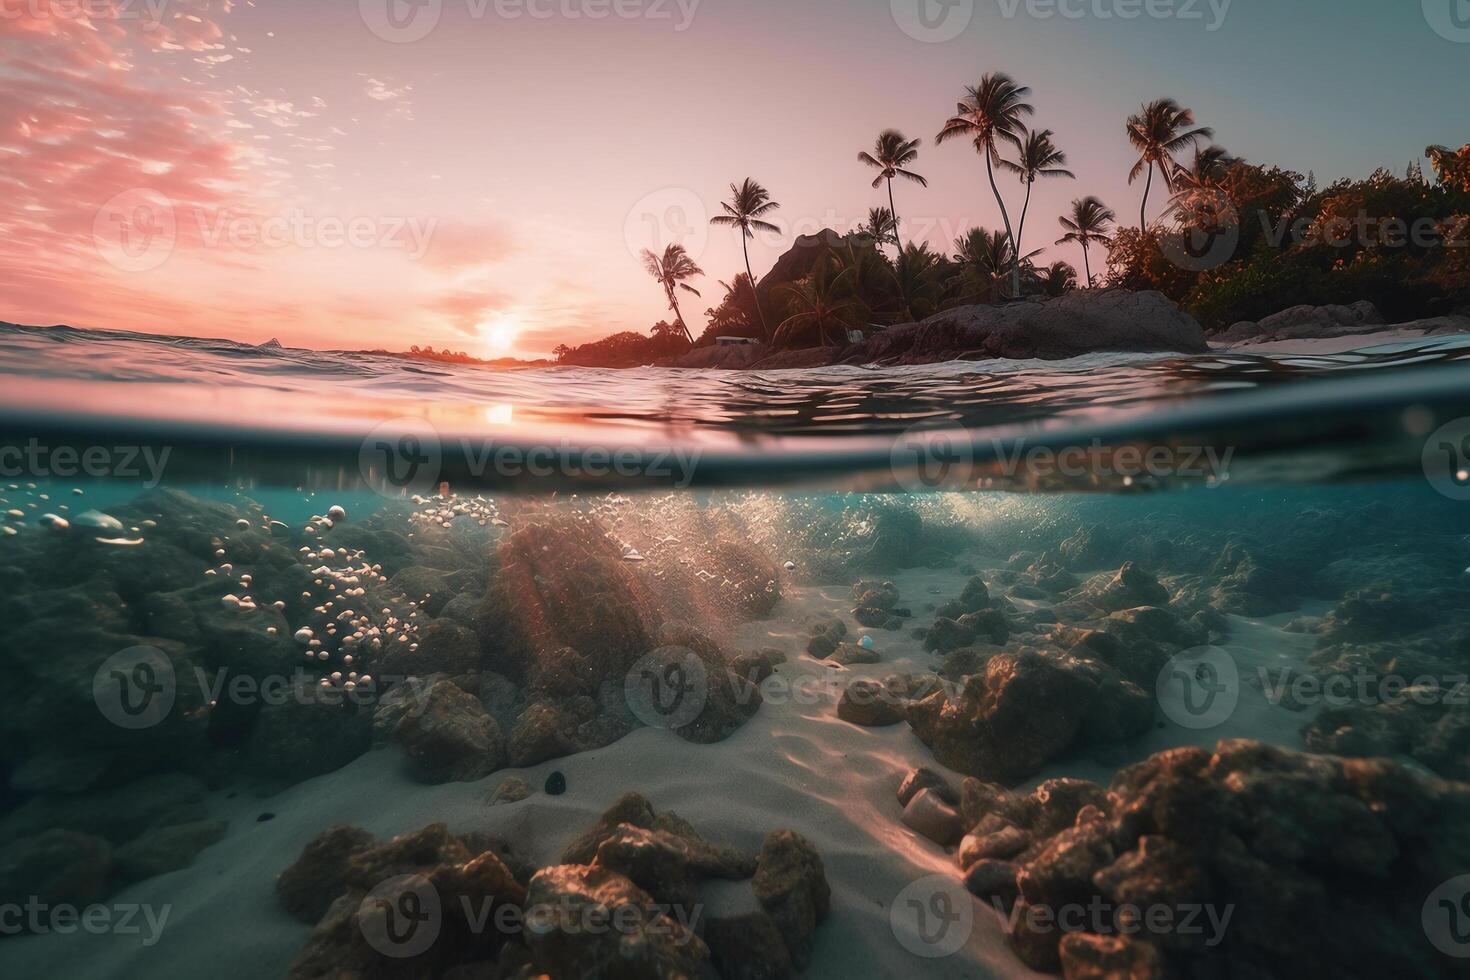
[2,324,1470,978]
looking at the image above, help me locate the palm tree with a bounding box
[997,127,1074,259]
[1126,98,1213,232]
[774,255,862,348]
[640,244,703,343]
[1055,196,1116,287]
[860,207,899,250]
[858,130,927,250]
[704,274,759,337]
[1033,260,1077,297]
[1172,145,1234,193]
[889,243,944,321]
[953,228,1039,304]
[937,73,1034,298]
[710,178,781,339]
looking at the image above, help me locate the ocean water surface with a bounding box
[2,323,1470,978]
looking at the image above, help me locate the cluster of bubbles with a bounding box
[408,492,508,531]
[209,503,421,698]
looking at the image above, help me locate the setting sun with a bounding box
[478,313,522,355]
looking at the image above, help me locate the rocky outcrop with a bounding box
[391,680,507,784]
[855,290,1208,363]
[955,741,1470,978]
[1218,303,1470,347]
[1216,300,1385,344]
[662,289,1208,369]
[279,795,826,979]
[907,649,1153,784]
[752,830,831,970]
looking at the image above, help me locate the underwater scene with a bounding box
[2,328,1470,979]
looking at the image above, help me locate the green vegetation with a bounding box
[554,71,1467,364]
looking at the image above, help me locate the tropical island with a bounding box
[551,73,1469,369]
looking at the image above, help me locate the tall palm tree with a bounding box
[1126,98,1213,232]
[858,130,927,250]
[937,73,1034,298]
[860,207,899,250]
[710,178,781,339]
[1055,196,1116,288]
[997,127,1074,259]
[640,244,703,343]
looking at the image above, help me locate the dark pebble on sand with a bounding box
[545,772,567,796]
[258,812,276,822]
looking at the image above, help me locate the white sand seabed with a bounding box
[0,561,1322,979]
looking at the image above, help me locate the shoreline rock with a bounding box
[658,289,1208,370]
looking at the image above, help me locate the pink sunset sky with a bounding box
[1,0,1463,357]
